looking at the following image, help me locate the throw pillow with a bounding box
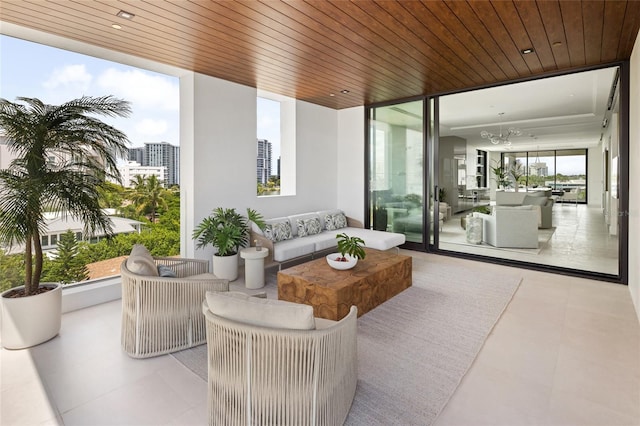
[297,217,322,237]
[324,213,348,230]
[157,264,177,277]
[206,291,316,330]
[126,244,159,276]
[263,221,293,242]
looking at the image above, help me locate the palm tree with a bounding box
[128,174,169,223]
[0,96,131,296]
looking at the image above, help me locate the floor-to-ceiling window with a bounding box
[367,100,425,248]
[366,65,628,282]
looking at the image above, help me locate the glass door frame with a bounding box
[364,61,629,285]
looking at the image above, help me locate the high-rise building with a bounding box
[128,147,144,165]
[128,142,180,186]
[257,139,272,184]
[529,162,549,177]
[117,161,166,188]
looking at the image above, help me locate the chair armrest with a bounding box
[346,216,364,228]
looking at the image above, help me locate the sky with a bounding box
[1,34,180,148]
[1,34,282,159]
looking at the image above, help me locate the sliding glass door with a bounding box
[366,64,627,282]
[367,100,425,248]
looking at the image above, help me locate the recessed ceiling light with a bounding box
[340,89,350,94]
[329,93,335,97]
[111,24,122,29]
[117,10,135,19]
[552,41,562,47]
[521,48,534,54]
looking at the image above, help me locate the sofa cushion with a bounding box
[272,237,316,262]
[264,220,293,242]
[287,213,320,237]
[324,212,348,231]
[494,205,534,212]
[296,217,322,237]
[316,209,345,229]
[206,291,316,330]
[126,244,159,276]
[523,195,548,206]
[157,264,177,277]
[325,227,406,251]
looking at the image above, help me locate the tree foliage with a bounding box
[41,230,88,284]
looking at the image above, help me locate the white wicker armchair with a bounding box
[121,256,229,358]
[202,297,358,426]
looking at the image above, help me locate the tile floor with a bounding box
[439,204,619,275]
[1,253,639,426]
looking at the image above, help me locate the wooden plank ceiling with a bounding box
[1,0,639,110]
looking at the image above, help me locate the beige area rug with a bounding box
[171,255,522,426]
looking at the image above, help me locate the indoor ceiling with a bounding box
[1,1,639,110]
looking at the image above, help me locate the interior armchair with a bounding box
[202,291,358,426]
[121,244,229,358]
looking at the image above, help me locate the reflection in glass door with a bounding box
[367,100,424,246]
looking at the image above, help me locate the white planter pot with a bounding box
[213,253,239,281]
[326,253,358,270]
[1,283,62,349]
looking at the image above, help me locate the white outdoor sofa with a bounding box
[250,209,406,267]
[202,291,358,426]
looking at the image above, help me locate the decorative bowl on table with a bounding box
[326,253,358,270]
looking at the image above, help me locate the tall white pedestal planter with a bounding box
[1,283,62,349]
[213,254,239,281]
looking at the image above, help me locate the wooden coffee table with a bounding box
[277,248,412,320]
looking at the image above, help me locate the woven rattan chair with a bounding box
[121,256,229,358]
[202,297,358,426]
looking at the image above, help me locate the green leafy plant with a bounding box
[335,233,366,262]
[0,96,130,296]
[192,208,265,257]
[490,160,511,189]
[438,187,447,203]
[509,159,525,183]
[472,205,491,215]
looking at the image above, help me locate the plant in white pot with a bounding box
[192,207,265,281]
[326,233,366,270]
[0,96,130,349]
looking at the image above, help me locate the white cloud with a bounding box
[42,64,92,92]
[97,68,179,111]
[135,118,168,137]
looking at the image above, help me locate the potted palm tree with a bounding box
[0,96,130,349]
[192,207,265,281]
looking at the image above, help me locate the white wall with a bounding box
[337,107,365,222]
[629,33,640,322]
[181,73,344,261]
[587,145,604,206]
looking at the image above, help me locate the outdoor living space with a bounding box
[2,251,639,426]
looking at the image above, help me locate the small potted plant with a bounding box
[326,233,366,270]
[192,207,265,281]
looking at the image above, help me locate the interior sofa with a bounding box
[495,190,554,229]
[473,206,539,249]
[250,209,405,266]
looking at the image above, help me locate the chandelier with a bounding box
[480,112,522,146]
